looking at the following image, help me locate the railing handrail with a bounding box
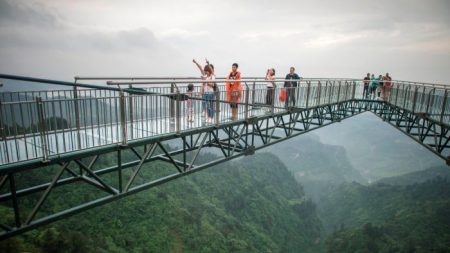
[0,86,312,104]
[106,79,450,91]
[0,74,164,95]
[77,76,449,87]
[0,74,120,91]
[2,74,449,92]
[76,76,356,81]
[106,79,357,86]
[391,79,449,88]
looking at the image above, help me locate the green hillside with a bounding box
[375,166,450,186]
[322,177,450,252]
[265,129,450,252]
[313,113,443,181]
[0,153,323,253]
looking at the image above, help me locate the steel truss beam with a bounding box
[0,99,448,240]
[372,103,450,162]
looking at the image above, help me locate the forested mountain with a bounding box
[322,177,450,253]
[0,153,323,253]
[375,165,450,186]
[267,129,450,252]
[313,112,443,181]
[317,177,450,232]
[266,134,366,201]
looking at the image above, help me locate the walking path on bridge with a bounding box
[0,75,449,165]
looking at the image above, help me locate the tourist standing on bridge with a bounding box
[384,73,392,101]
[284,67,301,109]
[377,74,384,99]
[226,63,242,121]
[381,75,388,100]
[369,74,377,99]
[363,73,370,98]
[265,68,276,112]
[193,58,216,123]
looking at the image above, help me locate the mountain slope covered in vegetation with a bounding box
[1,153,323,253]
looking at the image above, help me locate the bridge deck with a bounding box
[0,76,449,167]
[0,106,274,164]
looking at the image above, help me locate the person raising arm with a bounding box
[193,58,216,123]
[193,59,205,76]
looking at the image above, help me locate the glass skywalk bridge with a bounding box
[1,75,447,166]
[0,74,448,239]
[0,76,361,165]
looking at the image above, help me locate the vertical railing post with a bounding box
[343,81,349,101]
[396,83,402,106]
[73,86,81,150]
[176,90,181,134]
[251,81,256,105]
[352,81,356,99]
[419,86,426,112]
[244,82,250,121]
[170,83,175,120]
[119,90,127,145]
[0,101,4,142]
[296,79,301,107]
[36,97,49,161]
[128,88,134,139]
[317,81,322,106]
[403,85,410,109]
[387,83,393,104]
[272,83,277,113]
[336,81,341,103]
[215,90,220,126]
[328,81,333,104]
[426,88,435,115]
[394,83,401,106]
[440,89,448,124]
[0,101,9,163]
[412,86,418,113]
[305,81,311,109]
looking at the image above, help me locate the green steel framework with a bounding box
[0,74,448,240]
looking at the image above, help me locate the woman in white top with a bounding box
[193,59,216,123]
[265,68,276,110]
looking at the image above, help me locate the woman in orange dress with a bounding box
[226,63,242,120]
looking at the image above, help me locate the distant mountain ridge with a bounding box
[375,165,450,186]
[313,112,443,181]
[265,133,366,200]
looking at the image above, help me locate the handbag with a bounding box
[279,88,286,102]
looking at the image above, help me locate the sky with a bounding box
[0,0,449,83]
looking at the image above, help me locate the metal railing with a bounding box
[387,82,450,123]
[0,74,448,166]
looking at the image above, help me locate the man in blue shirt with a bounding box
[284,67,301,109]
[363,73,370,98]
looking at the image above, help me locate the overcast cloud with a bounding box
[0,0,449,83]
